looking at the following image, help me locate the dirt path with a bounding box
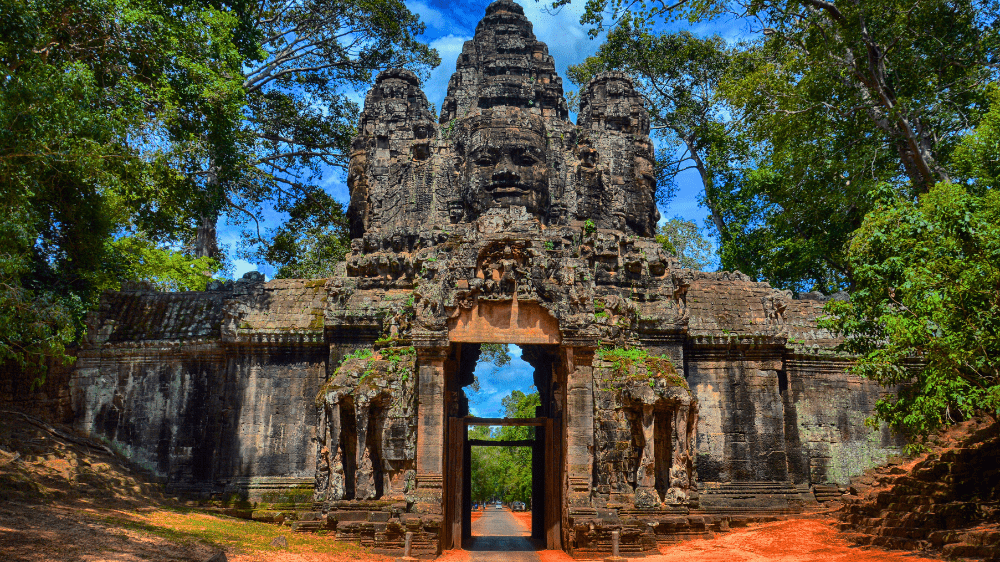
[0,411,953,562]
[467,508,539,562]
[439,516,945,562]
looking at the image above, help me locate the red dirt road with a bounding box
[442,514,944,562]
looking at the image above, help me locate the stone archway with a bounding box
[437,299,568,551]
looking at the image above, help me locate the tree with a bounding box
[250,190,350,278]
[656,218,714,270]
[0,0,245,380]
[821,86,1000,443]
[468,390,539,505]
[557,0,1000,293]
[557,0,997,190]
[201,0,441,262]
[823,182,999,446]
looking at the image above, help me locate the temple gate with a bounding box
[69,0,905,557]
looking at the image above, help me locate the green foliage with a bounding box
[479,343,512,369]
[584,219,597,235]
[205,0,441,259]
[250,190,349,278]
[655,218,714,270]
[953,84,1000,194]
[823,182,1000,444]
[596,345,686,388]
[108,237,219,292]
[0,0,242,379]
[469,390,539,505]
[0,0,440,379]
[561,0,999,295]
[502,390,541,421]
[340,348,373,364]
[0,210,77,381]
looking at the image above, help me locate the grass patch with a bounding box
[107,507,373,557]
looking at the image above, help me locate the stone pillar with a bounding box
[636,404,655,487]
[563,346,594,507]
[413,346,448,514]
[355,404,376,500]
[635,404,659,507]
[667,399,698,502]
[315,400,345,501]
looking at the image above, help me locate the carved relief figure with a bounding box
[627,139,660,237]
[476,240,533,299]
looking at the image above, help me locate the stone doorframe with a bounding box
[413,297,599,553]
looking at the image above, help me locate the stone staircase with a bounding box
[812,484,848,504]
[837,428,1000,561]
[699,481,813,514]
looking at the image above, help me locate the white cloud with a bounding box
[422,34,473,114]
[519,1,603,92]
[322,171,351,205]
[231,259,259,279]
[466,344,536,417]
[406,0,450,31]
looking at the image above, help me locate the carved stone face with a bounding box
[626,141,660,237]
[463,126,549,218]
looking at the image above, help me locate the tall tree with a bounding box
[197,0,441,261]
[560,0,999,293]
[823,89,1000,443]
[0,0,247,379]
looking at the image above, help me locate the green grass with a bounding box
[105,507,375,557]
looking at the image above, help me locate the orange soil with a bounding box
[646,518,944,562]
[1,410,967,562]
[442,517,945,562]
[510,510,532,531]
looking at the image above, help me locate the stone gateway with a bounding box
[69,1,902,556]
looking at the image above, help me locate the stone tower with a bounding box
[69,1,903,557]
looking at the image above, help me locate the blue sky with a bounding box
[467,344,536,418]
[226,0,728,278]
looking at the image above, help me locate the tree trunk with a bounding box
[196,159,222,259]
[684,137,730,243]
[195,214,219,259]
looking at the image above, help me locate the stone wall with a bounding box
[72,340,326,497]
[69,278,330,501]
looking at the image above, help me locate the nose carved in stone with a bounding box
[492,160,520,185]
